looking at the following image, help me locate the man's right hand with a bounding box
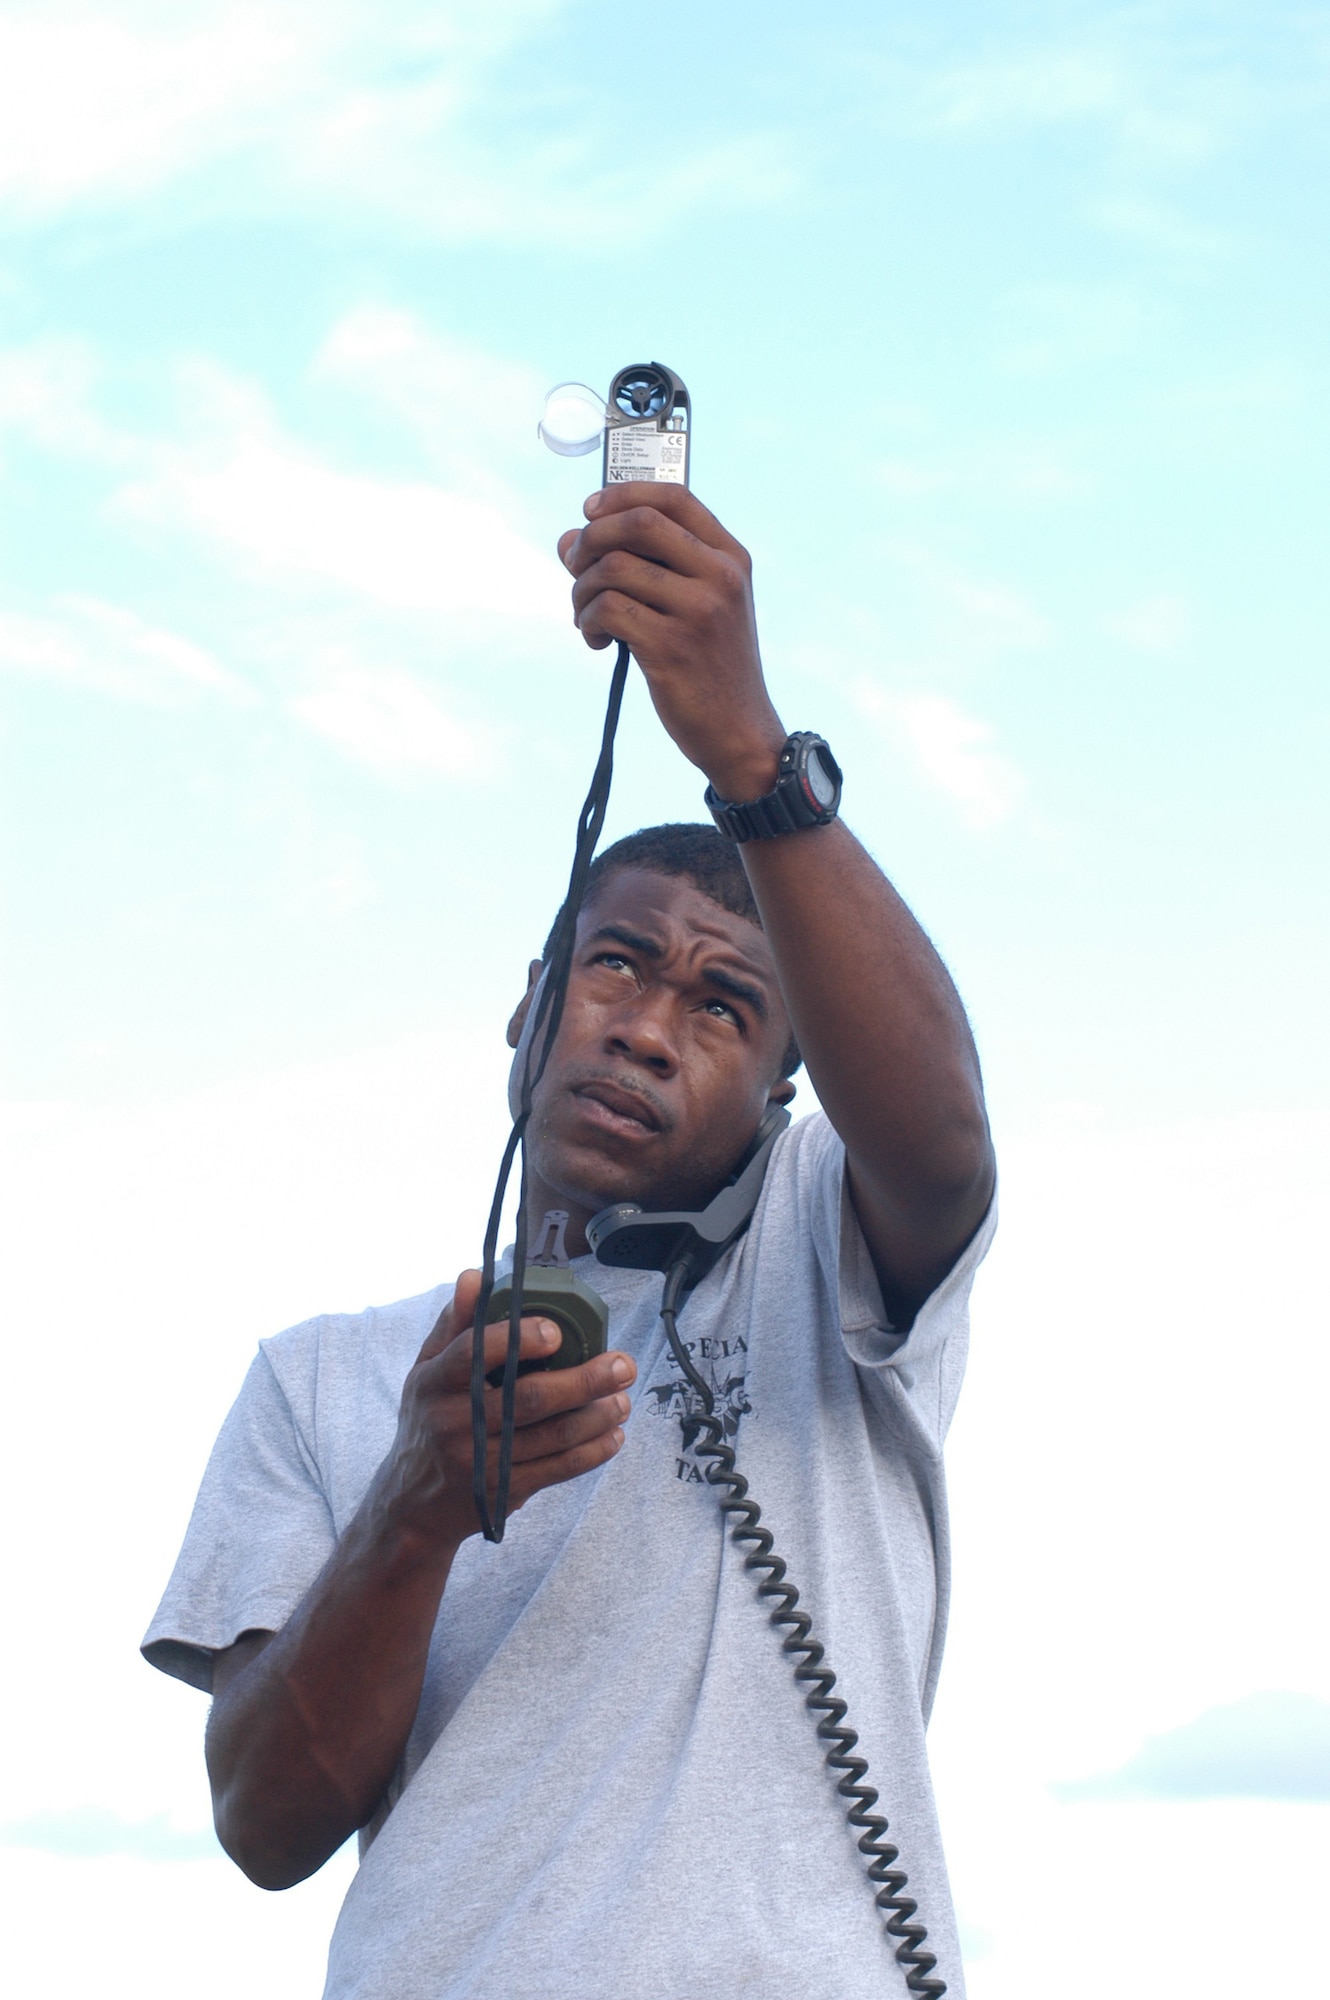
[374,1268,635,1551]
[206,1269,634,1890]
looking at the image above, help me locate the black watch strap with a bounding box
[705,732,843,842]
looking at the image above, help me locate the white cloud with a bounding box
[940,1102,1330,1788]
[0,593,250,704]
[0,1,546,216]
[315,305,532,418]
[0,3,302,216]
[288,662,487,778]
[0,1018,507,1996]
[0,0,791,239]
[0,327,572,766]
[2,1847,356,2000]
[124,429,557,616]
[928,1102,1330,1997]
[0,336,127,460]
[113,360,566,622]
[852,685,1023,829]
[312,306,546,496]
[939,1795,1329,2000]
[0,328,567,629]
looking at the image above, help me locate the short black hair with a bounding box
[542,822,802,1079]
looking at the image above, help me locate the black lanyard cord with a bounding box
[470,640,632,1543]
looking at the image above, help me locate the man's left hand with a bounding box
[558,483,785,804]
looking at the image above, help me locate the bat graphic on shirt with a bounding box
[644,1372,752,1449]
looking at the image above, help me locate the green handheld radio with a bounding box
[484,1210,609,1385]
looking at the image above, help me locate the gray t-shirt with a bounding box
[144,1112,994,2000]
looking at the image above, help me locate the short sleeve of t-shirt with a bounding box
[779,1111,996,1452]
[141,1341,338,1692]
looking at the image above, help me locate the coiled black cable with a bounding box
[659,1261,947,1998]
[469,640,631,1542]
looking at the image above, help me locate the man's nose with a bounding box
[603,995,679,1075]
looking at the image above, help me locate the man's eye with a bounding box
[593,952,632,973]
[702,999,741,1025]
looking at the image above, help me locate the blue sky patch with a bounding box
[0,1808,222,1863]
[1055,1693,1330,1803]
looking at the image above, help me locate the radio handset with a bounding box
[586,1102,790,1288]
[482,1106,788,1388]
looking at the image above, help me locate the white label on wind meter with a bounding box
[605,421,688,483]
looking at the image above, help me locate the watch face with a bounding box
[806,744,838,807]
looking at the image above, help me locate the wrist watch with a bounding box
[705,731,843,842]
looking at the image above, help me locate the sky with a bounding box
[1,1,1327,1995]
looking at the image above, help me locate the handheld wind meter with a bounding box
[538,363,691,489]
[602,363,690,486]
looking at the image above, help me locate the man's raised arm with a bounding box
[559,486,995,1321]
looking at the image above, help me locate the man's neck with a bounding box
[522,1173,597,1259]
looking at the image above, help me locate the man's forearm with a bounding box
[555,483,991,1307]
[739,817,994,1311]
[204,1284,634,1891]
[206,1489,459,1890]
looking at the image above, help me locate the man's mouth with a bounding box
[570,1078,665,1138]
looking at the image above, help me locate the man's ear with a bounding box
[769,1076,797,1108]
[506,960,545,1049]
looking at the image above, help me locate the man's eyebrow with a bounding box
[702,967,768,1021]
[586,923,770,1019]
[586,922,664,960]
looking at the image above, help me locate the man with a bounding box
[144,484,996,1999]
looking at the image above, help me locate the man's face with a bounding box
[509,869,795,1221]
